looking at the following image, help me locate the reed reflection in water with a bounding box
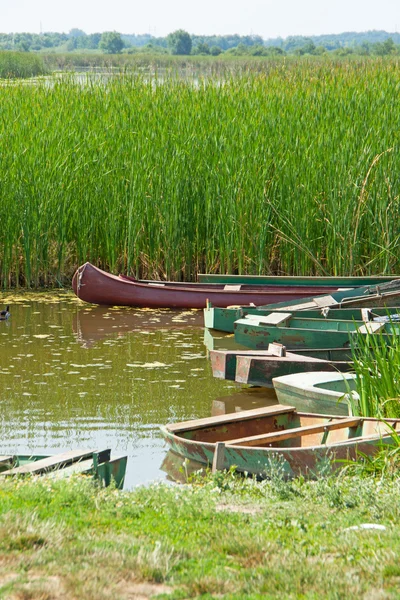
[0,293,277,488]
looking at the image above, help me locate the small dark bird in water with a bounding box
[0,306,10,320]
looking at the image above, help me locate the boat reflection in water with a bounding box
[73,305,204,347]
[161,386,279,482]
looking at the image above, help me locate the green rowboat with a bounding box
[161,404,400,479]
[204,303,400,333]
[198,274,400,286]
[272,371,358,416]
[0,449,127,488]
[233,313,400,350]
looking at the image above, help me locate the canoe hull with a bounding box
[72,263,344,309]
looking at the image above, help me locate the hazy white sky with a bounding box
[1,0,399,39]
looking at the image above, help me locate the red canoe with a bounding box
[71,262,346,309]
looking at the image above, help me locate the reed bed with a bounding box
[348,326,400,418]
[1,58,400,286]
[0,51,47,79]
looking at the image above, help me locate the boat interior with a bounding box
[168,405,399,449]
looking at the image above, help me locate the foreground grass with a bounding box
[1,471,400,599]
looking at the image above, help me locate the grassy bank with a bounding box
[1,471,400,599]
[1,58,400,286]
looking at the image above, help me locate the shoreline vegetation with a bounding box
[1,55,400,287]
[1,469,400,599]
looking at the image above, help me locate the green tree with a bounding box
[167,29,192,55]
[99,31,124,54]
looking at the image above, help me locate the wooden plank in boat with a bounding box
[268,343,286,357]
[0,449,96,475]
[247,313,292,326]
[357,322,385,334]
[224,285,241,291]
[313,295,339,308]
[225,417,361,446]
[167,405,296,433]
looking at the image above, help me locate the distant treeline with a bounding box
[1,28,400,57]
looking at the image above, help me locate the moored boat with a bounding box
[204,302,400,333]
[0,448,127,488]
[234,349,353,388]
[210,345,352,383]
[198,273,400,286]
[233,313,399,350]
[272,371,358,416]
[72,262,348,309]
[160,404,400,479]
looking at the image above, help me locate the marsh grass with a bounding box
[1,58,400,286]
[348,324,400,418]
[0,51,47,78]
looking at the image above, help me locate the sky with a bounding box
[1,0,399,40]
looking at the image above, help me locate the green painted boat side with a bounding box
[0,450,127,489]
[272,372,358,416]
[204,304,400,334]
[160,405,400,479]
[233,316,400,350]
[198,274,400,286]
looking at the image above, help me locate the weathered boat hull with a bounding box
[233,315,398,350]
[198,273,400,287]
[161,405,400,479]
[273,372,358,416]
[198,274,400,286]
[235,353,352,388]
[72,262,344,309]
[0,449,127,489]
[204,304,400,334]
[209,347,352,382]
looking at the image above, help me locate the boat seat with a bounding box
[0,449,97,476]
[313,295,339,308]
[246,312,292,326]
[224,285,241,291]
[225,417,362,447]
[356,322,385,334]
[167,404,296,433]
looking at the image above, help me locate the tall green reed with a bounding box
[0,59,400,286]
[348,322,400,418]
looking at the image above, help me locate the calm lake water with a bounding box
[0,292,276,489]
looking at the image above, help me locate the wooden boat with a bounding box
[160,404,400,479]
[0,448,127,488]
[198,273,400,286]
[272,371,358,416]
[72,262,347,309]
[210,345,352,383]
[234,348,353,388]
[234,312,399,350]
[256,278,400,312]
[204,302,400,333]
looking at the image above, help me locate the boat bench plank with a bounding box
[356,322,385,334]
[167,405,296,433]
[225,417,362,447]
[246,313,292,326]
[0,449,96,475]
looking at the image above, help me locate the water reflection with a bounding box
[0,293,275,488]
